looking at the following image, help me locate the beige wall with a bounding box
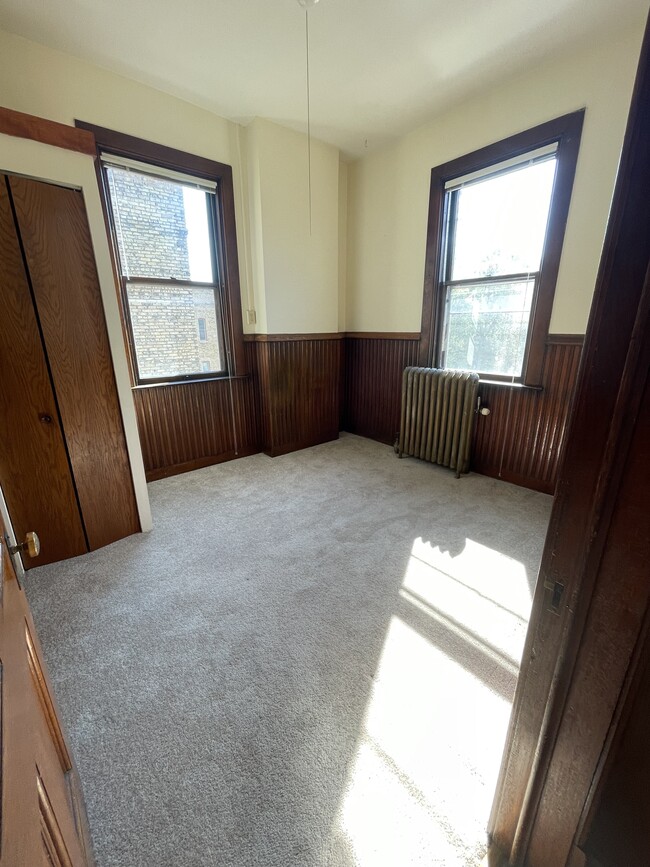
[346,25,645,334]
[0,23,644,344]
[338,161,348,333]
[244,118,341,334]
[0,30,344,336]
[0,30,260,322]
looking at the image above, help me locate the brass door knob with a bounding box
[9,531,41,559]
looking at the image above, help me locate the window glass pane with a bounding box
[449,159,556,281]
[106,166,214,282]
[126,282,222,379]
[444,279,535,377]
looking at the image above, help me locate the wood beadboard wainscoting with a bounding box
[342,333,583,494]
[473,336,584,493]
[133,336,343,479]
[132,341,260,481]
[133,330,581,493]
[343,333,421,444]
[247,334,343,457]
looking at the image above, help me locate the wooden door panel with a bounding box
[39,770,75,867]
[0,178,86,567]
[8,175,140,550]
[25,620,72,774]
[0,515,93,866]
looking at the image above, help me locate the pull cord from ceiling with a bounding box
[298,0,319,235]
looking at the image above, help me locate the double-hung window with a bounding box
[102,155,227,383]
[420,111,584,386]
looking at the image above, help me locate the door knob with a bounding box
[9,531,41,559]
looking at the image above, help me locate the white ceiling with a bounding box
[1,0,647,157]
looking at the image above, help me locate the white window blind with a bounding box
[444,142,558,192]
[100,152,217,193]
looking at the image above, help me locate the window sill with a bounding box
[132,374,250,390]
[479,379,543,391]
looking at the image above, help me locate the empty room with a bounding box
[0,1,649,865]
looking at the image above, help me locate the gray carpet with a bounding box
[26,434,552,867]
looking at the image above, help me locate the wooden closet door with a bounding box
[0,512,94,866]
[8,175,140,550]
[0,177,87,567]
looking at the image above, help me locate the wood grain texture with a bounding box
[0,107,96,155]
[473,340,583,494]
[489,17,650,864]
[530,378,650,866]
[0,515,94,867]
[0,178,87,567]
[245,333,343,342]
[132,360,260,481]
[9,176,140,550]
[132,337,342,477]
[343,334,581,492]
[254,337,343,456]
[343,336,420,445]
[581,610,650,867]
[345,332,420,341]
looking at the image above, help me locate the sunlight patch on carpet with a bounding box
[335,533,527,866]
[403,537,531,665]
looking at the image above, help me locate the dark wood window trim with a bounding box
[418,110,584,387]
[75,121,247,380]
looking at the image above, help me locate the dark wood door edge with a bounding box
[573,543,650,856]
[0,107,96,156]
[489,12,650,865]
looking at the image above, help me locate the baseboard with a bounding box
[145,446,260,482]
[263,431,339,458]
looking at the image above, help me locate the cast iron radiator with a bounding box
[397,367,480,477]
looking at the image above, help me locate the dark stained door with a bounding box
[8,175,140,550]
[488,11,650,866]
[0,177,87,567]
[582,618,650,866]
[0,511,94,866]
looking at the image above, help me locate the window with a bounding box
[103,157,225,382]
[419,111,584,386]
[76,122,246,385]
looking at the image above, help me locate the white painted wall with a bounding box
[0,29,261,328]
[0,29,344,336]
[0,22,644,343]
[244,118,341,334]
[338,161,348,333]
[0,134,152,532]
[346,24,645,334]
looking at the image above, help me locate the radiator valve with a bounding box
[476,396,491,416]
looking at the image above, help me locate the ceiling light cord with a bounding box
[298,0,318,234]
[305,6,312,235]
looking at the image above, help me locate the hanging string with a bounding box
[305,7,313,235]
